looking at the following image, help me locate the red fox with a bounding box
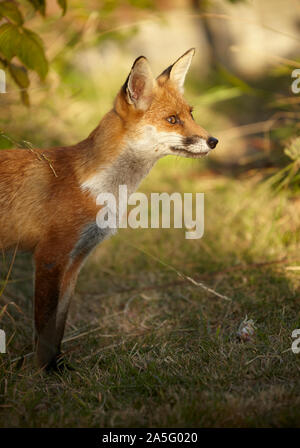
[0,49,218,370]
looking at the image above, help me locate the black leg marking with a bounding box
[70,222,111,259]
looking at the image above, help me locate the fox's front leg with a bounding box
[34,244,82,370]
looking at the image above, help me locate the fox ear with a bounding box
[157,48,195,93]
[123,56,155,111]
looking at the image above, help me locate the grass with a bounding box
[0,157,299,428]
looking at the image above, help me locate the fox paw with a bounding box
[44,353,75,373]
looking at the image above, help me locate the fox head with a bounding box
[114,48,218,160]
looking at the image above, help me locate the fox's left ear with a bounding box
[157,48,195,94]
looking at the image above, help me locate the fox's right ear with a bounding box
[122,56,155,111]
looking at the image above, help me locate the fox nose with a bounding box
[207,136,218,149]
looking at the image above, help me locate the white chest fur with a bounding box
[80,144,157,228]
[81,149,155,197]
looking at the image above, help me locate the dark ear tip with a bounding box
[187,47,195,55]
[132,55,148,68]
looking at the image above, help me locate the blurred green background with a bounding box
[0,0,300,428]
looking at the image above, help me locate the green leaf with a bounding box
[22,26,44,48]
[17,27,48,79]
[57,0,67,15]
[0,24,48,80]
[0,1,24,25]
[9,62,30,88]
[26,0,46,16]
[0,23,21,60]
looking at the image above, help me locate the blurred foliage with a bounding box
[191,60,300,192]
[266,137,300,193]
[0,0,67,105]
[191,0,300,192]
[0,0,158,105]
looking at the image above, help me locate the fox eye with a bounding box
[167,115,177,125]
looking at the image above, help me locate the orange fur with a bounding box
[0,50,216,370]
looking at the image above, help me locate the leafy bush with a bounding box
[0,0,66,105]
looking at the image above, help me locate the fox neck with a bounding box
[80,111,158,200]
[81,148,156,200]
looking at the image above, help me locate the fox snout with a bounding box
[184,135,218,150]
[170,133,218,158]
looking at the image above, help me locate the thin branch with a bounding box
[125,242,232,301]
[81,257,287,299]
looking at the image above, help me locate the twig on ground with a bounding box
[80,257,287,299]
[125,242,232,302]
